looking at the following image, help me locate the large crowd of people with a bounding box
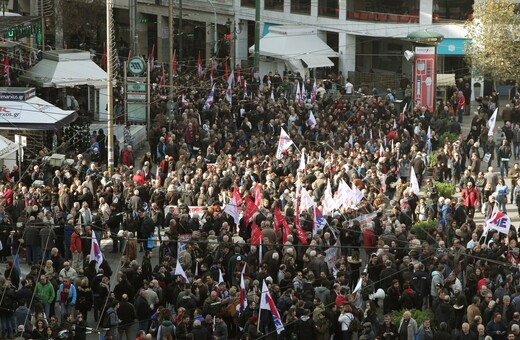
[1,67,520,340]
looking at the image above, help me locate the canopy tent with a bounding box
[249,25,338,75]
[437,74,456,87]
[0,134,19,158]
[20,49,108,88]
[0,88,77,130]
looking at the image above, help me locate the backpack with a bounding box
[160,322,175,338]
[101,311,114,328]
[348,315,361,332]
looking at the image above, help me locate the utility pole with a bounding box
[130,0,137,55]
[169,0,174,100]
[254,0,260,72]
[40,0,45,51]
[106,0,114,175]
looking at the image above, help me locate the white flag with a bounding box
[308,111,317,129]
[275,128,294,160]
[260,281,285,334]
[488,108,498,136]
[410,166,420,195]
[90,230,103,271]
[299,151,306,171]
[296,82,302,105]
[175,259,189,283]
[223,197,240,226]
[225,82,232,103]
[218,269,225,286]
[351,182,364,206]
[379,143,385,157]
[299,186,315,211]
[322,179,336,216]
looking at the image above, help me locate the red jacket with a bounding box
[461,187,478,207]
[70,231,82,252]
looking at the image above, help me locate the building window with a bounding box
[433,0,474,22]
[348,0,420,22]
[241,0,255,8]
[318,0,338,18]
[291,0,311,15]
[265,0,284,11]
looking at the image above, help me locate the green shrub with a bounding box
[390,309,435,328]
[439,131,459,146]
[413,219,438,240]
[433,181,455,199]
[428,153,438,168]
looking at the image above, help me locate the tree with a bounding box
[465,0,520,81]
[61,0,106,49]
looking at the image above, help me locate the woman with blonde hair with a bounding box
[76,277,93,322]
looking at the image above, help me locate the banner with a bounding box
[414,46,436,112]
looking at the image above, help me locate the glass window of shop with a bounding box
[241,0,255,8]
[265,0,284,11]
[433,0,474,22]
[291,0,311,15]
[318,0,339,18]
[351,0,419,15]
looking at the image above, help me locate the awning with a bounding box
[438,38,466,55]
[0,134,19,158]
[0,88,77,130]
[249,25,338,63]
[437,74,456,87]
[20,49,108,88]
[300,54,334,68]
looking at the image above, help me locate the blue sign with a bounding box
[438,38,467,56]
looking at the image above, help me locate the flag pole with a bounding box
[257,281,263,333]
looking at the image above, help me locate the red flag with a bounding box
[224,57,229,80]
[197,51,203,79]
[250,221,262,245]
[159,65,165,86]
[254,183,262,207]
[282,219,291,243]
[273,205,284,235]
[237,64,241,84]
[233,185,243,206]
[295,225,308,245]
[102,43,107,71]
[128,49,133,60]
[243,196,259,224]
[172,49,177,75]
[3,55,10,86]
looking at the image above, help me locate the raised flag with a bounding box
[260,281,285,334]
[299,187,315,211]
[352,183,364,206]
[302,84,307,102]
[159,64,165,86]
[311,80,317,103]
[253,183,262,207]
[239,270,248,312]
[308,111,317,129]
[322,179,336,216]
[150,44,155,71]
[225,82,233,103]
[233,185,243,206]
[296,82,302,105]
[295,225,308,245]
[90,230,103,271]
[244,79,248,98]
[273,205,284,235]
[128,49,133,60]
[259,237,263,264]
[223,197,240,226]
[410,166,420,195]
[275,128,294,160]
[227,70,234,86]
[488,108,498,136]
[282,217,291,243]
[243,196,259,224]
[172,49,177,75]
[237,64,241,85]
[313,207,326,236]
[210,61,214,84]
[379,143,385,157]
[426,125,432,154]
[218,268,225,286]
[175,259,189,282]
[348,135,354,147]
[399,103,407,124]
[203,84,215,110]
[298,151,306,172]
[251,221,263,245]
[486,211,511,235]
[270,90,275,102]
[197,51,203,78]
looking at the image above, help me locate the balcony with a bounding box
[347,10,419,23]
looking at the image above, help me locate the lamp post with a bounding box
[226,18,243,74]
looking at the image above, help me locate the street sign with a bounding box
[127,93,146,101]
[14,134,27,146]
[128,57,146,76]
[127,83,146,92]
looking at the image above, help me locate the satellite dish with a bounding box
[404,50,415,61]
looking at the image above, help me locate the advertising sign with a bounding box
[414,46,436,112]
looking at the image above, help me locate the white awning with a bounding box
[437,74,456,87]
[0,88,77,130]
[20,49,108,88]
[300,55,334,68]
[249,25,339,61]
[0,135,18,158]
